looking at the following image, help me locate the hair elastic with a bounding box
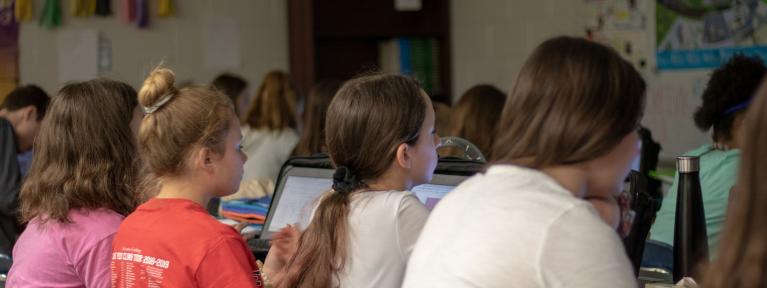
[142,93,174,114]
[722,99,752,116]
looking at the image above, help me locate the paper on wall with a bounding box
[57,29,99,84]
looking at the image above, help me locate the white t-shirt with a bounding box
[327,190,429,288]
[240,126,299,183]
[402,165,636,288]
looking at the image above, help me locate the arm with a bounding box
[0,120,21,219]
[396,194,430,260]
[539,205,637,288]
[263,225,300,286]
[586,196,620,229]
[585,190,634,238]
[77,235,117,288]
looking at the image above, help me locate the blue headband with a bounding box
[722,99,752,116]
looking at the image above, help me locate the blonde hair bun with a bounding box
[139,67,177,109]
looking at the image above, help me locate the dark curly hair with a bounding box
[694,55,767,142]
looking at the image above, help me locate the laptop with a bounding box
[249,157,478,252]
[410,173,468,210]
[258,166,333,241]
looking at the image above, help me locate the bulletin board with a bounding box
[656,0,767,70]
[582,0,726,161]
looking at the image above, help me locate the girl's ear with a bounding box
[22,106,37,122]
[192,147,215,173]
[395,143,412,169]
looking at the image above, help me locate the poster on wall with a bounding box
[583,0,650,75]
[656,0,767,70]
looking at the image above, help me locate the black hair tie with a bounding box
[332,166,359,195]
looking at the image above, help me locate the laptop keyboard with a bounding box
[248,238,272,252]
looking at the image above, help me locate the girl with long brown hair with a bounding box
[240,70,300,184]
[404,36,645,287]
[8,79,142,287]
[277,73,440,288]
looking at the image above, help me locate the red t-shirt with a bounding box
[111,198,264,288]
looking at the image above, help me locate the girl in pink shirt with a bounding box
[8,79,143,287]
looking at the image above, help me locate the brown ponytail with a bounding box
[279,73,426,287]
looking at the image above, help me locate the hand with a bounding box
[586,195,621,229]
[585,191,635,238]
[232,221,249,233]
[263,225,301,285]
[230,222,257,240]
[616,191,635,238]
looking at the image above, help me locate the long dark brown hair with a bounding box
[293,80,341,156]
[279,73,426,288]
[492,36,645,168]
[702,79,767,288]
[20,79,140,223]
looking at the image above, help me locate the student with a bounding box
[111,68,266,287]
[403,36,645,288]
[0,85,49,255]
[240,71,300,185]
[292,79,341,156]
[440,84,505,159]
[7,79,141,287]
[702,79,767,287]
[649,55,766,257]
[278,73,440,288]
[211,73,249,117]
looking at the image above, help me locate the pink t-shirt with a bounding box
[8,208,124,288]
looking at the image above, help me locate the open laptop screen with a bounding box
[411,173,468,210]
[266,176,332,234]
